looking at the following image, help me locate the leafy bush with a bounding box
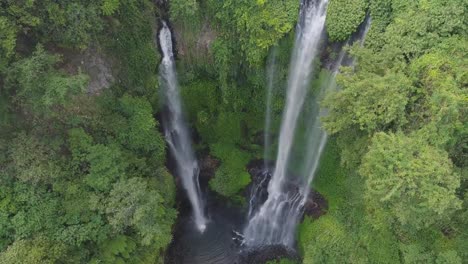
[5,45,88,114]
[207,0,299,67]
[170,0,199,22]
[117,95,166,159]
[0,16,17,71]
[360,132,462,230]
[181,79,220,132]
[35,2,103,49]
[326,0,367,41]
[208,143,251,198]
[106,1,159,97]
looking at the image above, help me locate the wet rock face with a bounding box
[246,159,329,220]
[303,189,328,219]
[199,154,220,182]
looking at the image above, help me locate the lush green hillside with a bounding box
[0,0,466,263]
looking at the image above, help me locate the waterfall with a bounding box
[158,21,207,232]
[243,0,329,247]
[263,47,278,167]
[297,47,346,204]
[244,1,372,248]
[298,15,371,221]
[245,48,278,220]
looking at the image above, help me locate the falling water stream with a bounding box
[298,15,371,211]
[246,48,278,220]
[244,3,371,249]
[163,6,372,262]
[159,21,207,232]
[263,47,278,167]
[244,0,329,247]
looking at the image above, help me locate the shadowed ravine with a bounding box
[162,1,371,262]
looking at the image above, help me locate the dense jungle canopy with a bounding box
[0,0,466,263]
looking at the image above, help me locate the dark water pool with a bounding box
[165,162,319,264]
[165,198,244,264]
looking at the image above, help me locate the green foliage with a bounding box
[170,0,199,22]
[106,0,159,96]
[208,0,299,67]
[0,1,116,50]
[300,139,401,264]
[9,133,60,184]
[181,79,254,199]
[211,39,235,91]
[326,0,368,41]
[208,143,251,198]
[1,0,467,262]
[0,16,17,71]
[360,132,462,230]
[68,128,94,167]
[383,0,466,59]
[102,0,121,16]
[407,38,467,148]
[117,95,165,158]
[152,168,177,207]
[2,1,41,30]
[181,79,220,128]
[322,4,467,260]
[0,237,66,264]
[323,64,412,133]
[436,250,463,264]
[43,3,103,49]
[366,0,392,50]
[85,144,125,191]
[93,235,136,264]
[300,215,356,264]
[399,243,434,263]
[0,1,176,262]
[105,177,176,247]
[6,45,88,114]
[311,138,346,210]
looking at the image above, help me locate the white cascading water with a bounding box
[263,47,278,167]
[244,0,329,247]
[158,21,207,232]
[244,12,371,247]
[299,15,371,212]
[246,48,278,220]
[297,48,346,202]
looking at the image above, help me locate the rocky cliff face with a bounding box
[81,47,115,94]
[61,45,115,95]
[172,19,217,68]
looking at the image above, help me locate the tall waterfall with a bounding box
[244,0,329,247]
[263,48,278,167]
[244,10,372,247]
[299,15,371,214]
[158,21,207,232]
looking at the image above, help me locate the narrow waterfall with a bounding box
[298,15,371,214]
[246,48,278,220]
[158,21,207,232]
[297,48,346,203]
[263,47,278,167]
[243,0,329,247]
